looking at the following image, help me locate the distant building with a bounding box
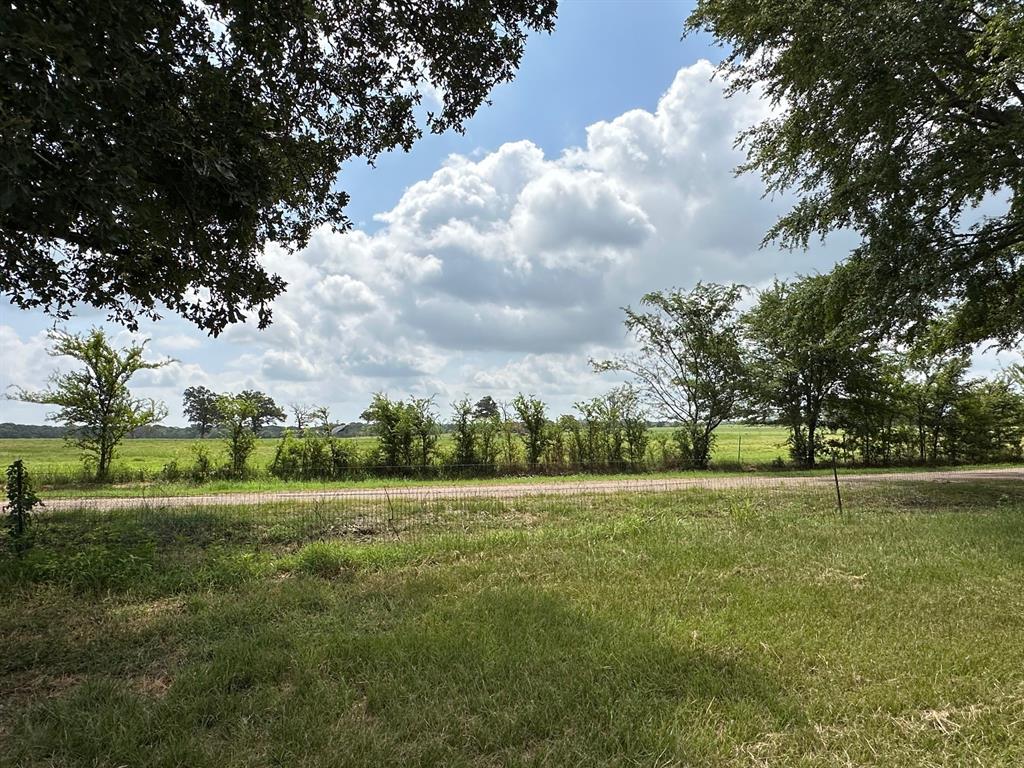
[330,422,367,438]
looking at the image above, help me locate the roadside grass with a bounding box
[2,481,1024,766]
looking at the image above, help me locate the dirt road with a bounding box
[40,466,1024,511]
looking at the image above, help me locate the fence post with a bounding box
[831,453,844,517]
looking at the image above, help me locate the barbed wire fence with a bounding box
[9,464,1022,552]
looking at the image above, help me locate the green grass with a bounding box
[0,424,793,479]
[2,481,1024,765]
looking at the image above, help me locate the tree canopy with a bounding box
[182,386,220,438]
[594,284,748,469]
[8,329,169,479]
[742,276,875,467]
[1,0,557,333]
[687,0,1024,346]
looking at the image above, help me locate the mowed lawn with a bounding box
[0,425,791,477]
[2,482,1023,766]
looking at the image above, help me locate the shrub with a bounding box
[190,442,216,481]
[270,431,358,480]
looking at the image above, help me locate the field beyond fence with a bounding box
[0,426,795,485]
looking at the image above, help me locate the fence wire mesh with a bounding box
[17,466,1023,550]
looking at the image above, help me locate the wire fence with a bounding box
[14,466,1023,549]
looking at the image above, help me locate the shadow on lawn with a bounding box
[3,577,802,767]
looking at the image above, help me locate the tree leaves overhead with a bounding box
[687,0,1024,346]
[1,0,557,333]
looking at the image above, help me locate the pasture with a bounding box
[2,480,1023,766]
[0,424,793,479]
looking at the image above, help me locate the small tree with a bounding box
[473,396,500,420]
[217,394,259,477]
[6,460,42,555]
[594,284,747,469]
[408,397,440,468]
[906,349,972,464]
[497,401,522,466]
[361,393,414,468]
[451,396,478,466]
[9,329,170,480]
[512,393,549,467]
[614,385,649,467]
[290,403,315,434]
[183,385,220,438]
[473,408,502,467]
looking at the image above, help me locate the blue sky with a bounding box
[341,0,714,229]
[2,1,1017,427]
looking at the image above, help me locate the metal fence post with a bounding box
[831,453,844,517]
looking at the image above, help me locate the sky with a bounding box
[2,0,1019,427]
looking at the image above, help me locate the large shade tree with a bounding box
[688,1,1024,346]
[2,0,558,333]
[237,390,286,436]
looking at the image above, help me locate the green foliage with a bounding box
[512,393,549,466]
[5,459,41,554]
[408,397,440,467]
[189,443,217,483]
[7,329,170,479]
[2,0,557,333]
[237,390,286,436]
[216,395,259,478]
[687,0,1024,347]
[360,394,439,470]
[161,442,223,483]
[566,385,648,468]
[269,429,355,481]
[742,276,874,467]
[361,394,414,468]
[595,283,747,469]
[473,409,503,468]
[472,395,500,421]
[182,386,220,438]
[450,397,478,466]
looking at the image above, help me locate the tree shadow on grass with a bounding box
[4,578,804,767]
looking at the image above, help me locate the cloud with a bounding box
[235,60,838,402]
[2,60,854,423]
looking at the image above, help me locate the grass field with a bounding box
[0,424,792,478]
[2,481,1023,765]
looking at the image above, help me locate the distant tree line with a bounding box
[11,281,1024,484]
[599,279,1024,470]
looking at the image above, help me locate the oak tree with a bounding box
[2,0,558,333]
[688,1,1024,346]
